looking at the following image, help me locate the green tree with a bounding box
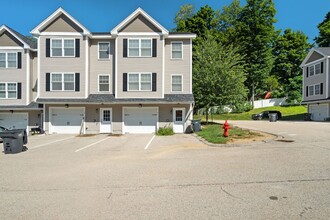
[174,4,195,32]
[272,29,312,103]
[237,0,277,100]
[216,0,242,45]
[193,32,247,122]
[314,11,330,47]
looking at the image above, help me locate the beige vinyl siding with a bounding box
[41,14,83,33]
[0,49,27,105]
[31,51,38,101]
[164,39,191,94]
[119,14,161,33]
[39,35,86,98]
[89,39,115,94]
[306,51,324,64]
[117,35,163,98]
[0,31,24,47]
[303,58,327,101]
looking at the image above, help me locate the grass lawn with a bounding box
[194,105,307,121]
[196,123,260,144]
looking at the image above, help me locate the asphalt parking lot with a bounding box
[0,121,330,220]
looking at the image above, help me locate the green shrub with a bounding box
[157,126,174,136]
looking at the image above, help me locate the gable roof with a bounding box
[300,47,330,67]
[111,7,168,36]
[0,25,37,49]
[30,7,91,36]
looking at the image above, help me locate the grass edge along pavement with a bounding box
[194,105,307,121]
[196,122,262,144]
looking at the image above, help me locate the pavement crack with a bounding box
[220,186,242,200]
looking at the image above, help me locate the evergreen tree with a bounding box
[314,11,330,47]
[237,0,277,99]
[272,29,312,103]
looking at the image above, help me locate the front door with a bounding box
[100,108,112,133]
[173,108,185,133]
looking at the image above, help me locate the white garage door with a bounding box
[50,108,85,134]
[310,104,329,121]
[123,107,158,134]
[0,113,28,130]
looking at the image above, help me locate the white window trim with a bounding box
[308,83,322,96]
[308,62,322,77]
[50,72,75,91]
[171,41,183,60]
[98,42,110,60]
[171,74,183,92]
[50,38,75,57]
[128,38,152,58]
[0,82,17,99]
[127,72,152,91]
[98,74,110,92]
[0,52,17,68]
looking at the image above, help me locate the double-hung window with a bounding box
[315,84,320,95]
[128,73,151,91]
[99,75,110,92]
[51,39,75,57]
[98,42,110,59]
[172,75,183,92]
[308,62,323,77]
[0,52,17,68]
[51,73,75,91]
[128,39,152,57]
[0,83,17,99]
[308,85,314,96]
[171,42,183,59]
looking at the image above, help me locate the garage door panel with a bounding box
[50,108,84,134]
[124,108,158,134]
[0,113,28,130]
[310,104,328,121]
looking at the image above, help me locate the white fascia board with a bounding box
[111,7,169,35]
[90,35,112,39]
[167,34,197,39]
[30,7,91,36]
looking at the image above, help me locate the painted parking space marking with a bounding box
[29,136,75,150]
[75,136,111,152]
[145,135,155,150]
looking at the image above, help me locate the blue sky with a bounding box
[2,0,330,43]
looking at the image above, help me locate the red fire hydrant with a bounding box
[223,120,230,137]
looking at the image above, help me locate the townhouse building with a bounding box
[0,7,196,134]
[301,48,330,121]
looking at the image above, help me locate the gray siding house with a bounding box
[0,7,196,134]
[301,48,330,121]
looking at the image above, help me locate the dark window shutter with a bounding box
[17,83,22,99]
[152,39,157,57]
[306,67,309,77]
[123,39,127,57]
[46,73,50,91]
[306,86,308,97]
[320,83,323,95]
[123,73,127,91]
[152,73,157,91]
[75,73,80,91]
[17,52,22,69]
[46,39,50,57]
[321,62,324,73]
[75,39,80,57]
